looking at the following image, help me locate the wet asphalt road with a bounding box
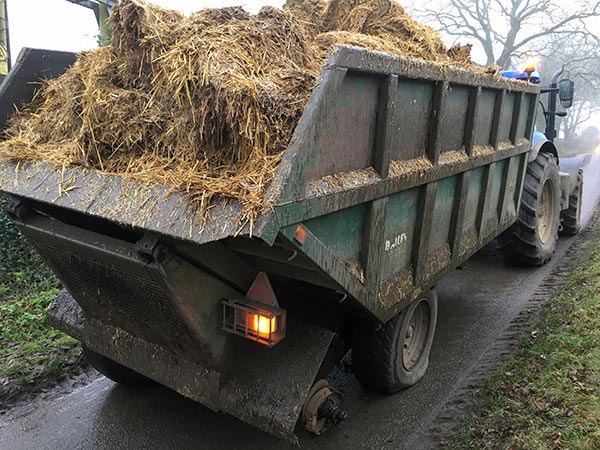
[1,155,599,450]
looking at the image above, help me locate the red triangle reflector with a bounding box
[246,272,279,306]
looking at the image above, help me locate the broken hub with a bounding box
[302,379,347,435]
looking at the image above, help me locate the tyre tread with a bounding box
[500,152,560,266]
[560,169,582,236]
[352,291,438,393]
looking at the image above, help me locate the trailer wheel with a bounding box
[499,152,560,266]
[352,289,438,393]
[83,346,149,386]
[559,169,583,236]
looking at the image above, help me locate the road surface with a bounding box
[1,155,599,450]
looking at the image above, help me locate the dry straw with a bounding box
[0,0,479,226]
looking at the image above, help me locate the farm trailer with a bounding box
[0,46,582,442]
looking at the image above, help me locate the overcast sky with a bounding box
[8,0,600,64]
[9,0,521,64]
[7,0,288,63]
[9,0,496,66]
[5,0,513,69]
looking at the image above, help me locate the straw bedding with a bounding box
[0,0,480,227]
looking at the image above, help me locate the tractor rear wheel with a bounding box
[499,152,560,266]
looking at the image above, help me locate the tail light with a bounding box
[222,299,286,347]
[222,272,286,347]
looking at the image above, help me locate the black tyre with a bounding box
[499,152,560,266]
[559,169,583,236]
[352,289,438,393]
[83,346,149,385]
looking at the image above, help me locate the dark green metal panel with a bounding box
[279,221,369,302]
[0,48,76,134]
[303,72,379,181]
[516,98,535,139]
[482,159,507,235]
[457,166,485,257]
[524,94,538,139]
[513,153,529,210]
[304,204,366,262]
[498,92,517,144]
[440,85,470,152]
[47,290,334,443]
[380,187,420,281]
[463,167,485,230]
[428,177,458,252]
[498,155,521,225]
[393,79,434,160]
[474,89,496,147]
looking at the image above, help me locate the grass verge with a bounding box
[0,284,84,403]
[0,197,83,406]
[443,230,600,450]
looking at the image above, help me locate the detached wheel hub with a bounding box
[302,379,347,435]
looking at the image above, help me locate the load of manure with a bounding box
[0,0,479,227]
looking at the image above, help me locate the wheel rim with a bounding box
[402,299,431,371]
[538,179,556,245]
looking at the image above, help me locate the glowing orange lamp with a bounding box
[524,57,537,77]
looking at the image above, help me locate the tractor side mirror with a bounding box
[559,79,574,109]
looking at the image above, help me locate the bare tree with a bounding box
[561,101,599,142]
[411,0,600,68]
[534,32,600,141]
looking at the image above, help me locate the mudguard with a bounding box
[530,130,559,163]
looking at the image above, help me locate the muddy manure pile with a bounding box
[0,0,478,226]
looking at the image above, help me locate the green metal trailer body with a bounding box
[0,46,539,441]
